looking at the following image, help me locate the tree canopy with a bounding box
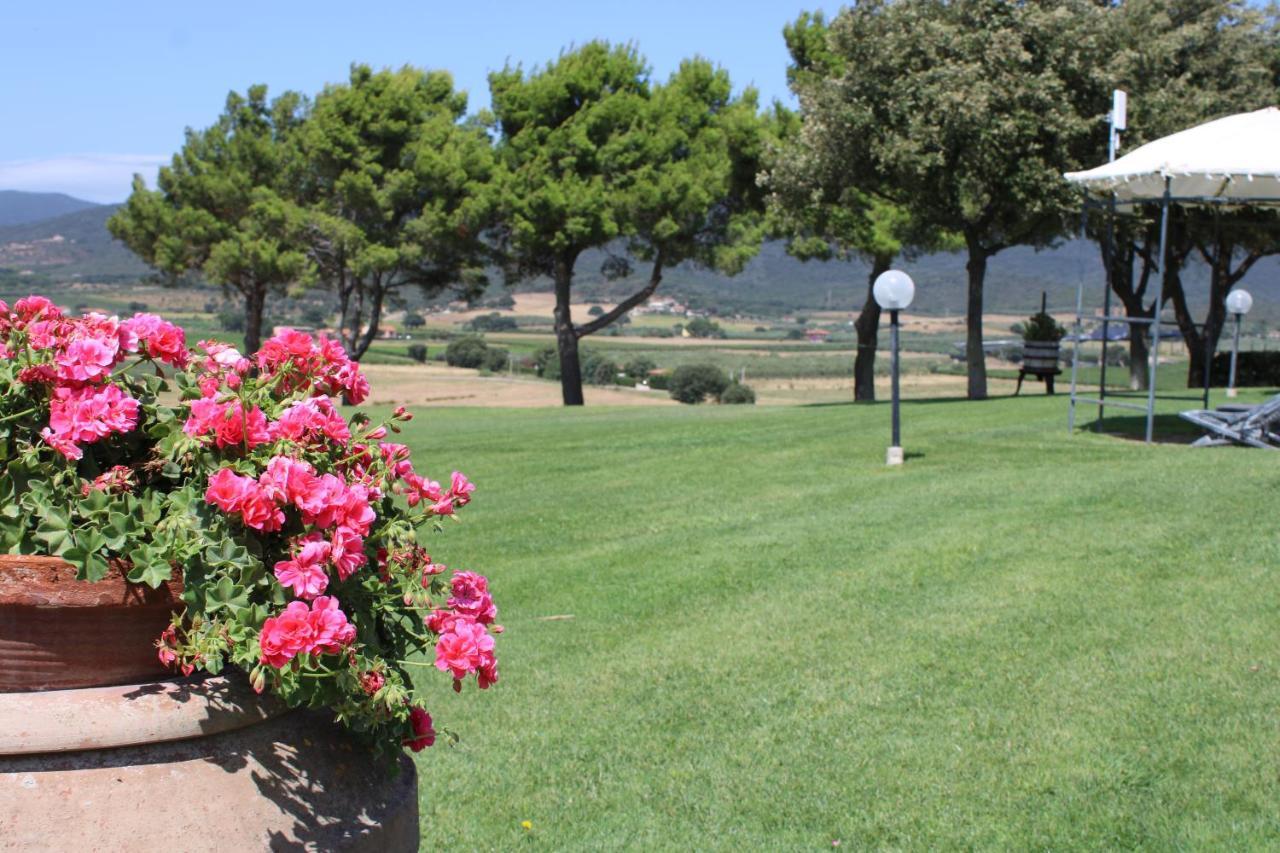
[788,0,1108,399]
[295,64,497,359]
[489,42,766,405]
[109,86,313,354]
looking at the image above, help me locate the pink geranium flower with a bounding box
[435,619,497,687]
[448,571,497,625]
[307,596,356,654]
[450,471,475,506]
[258,601,316,668]
[402,707,435,751]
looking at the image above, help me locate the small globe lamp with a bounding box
[1225,288,1253,399]
[873,270,915,466]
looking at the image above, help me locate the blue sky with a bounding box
[1,1,820,203]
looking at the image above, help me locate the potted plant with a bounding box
[1020,307,1067,371]
[0,297,498,846]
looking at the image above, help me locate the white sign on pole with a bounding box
[1112,90,1127,131]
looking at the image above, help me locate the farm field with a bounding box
[395,393,1280,849]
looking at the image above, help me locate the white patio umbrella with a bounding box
[1065,106,1280,203]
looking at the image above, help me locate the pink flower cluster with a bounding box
[258,596,357,668]
[0,298,183,460]
[125,313,189,369]
[184,396,272,449]
[272,396,351,445]
[256,328,370,405]
[402,469,475,516]
[428,572,499,690]
[43,385,140,460]
[205,456,376,558]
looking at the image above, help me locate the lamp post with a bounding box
[873,270,915,466]
[1225,288,1253,399]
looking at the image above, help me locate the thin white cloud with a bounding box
[0,154,168,204]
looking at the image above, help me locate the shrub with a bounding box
[1208,350,1280,387]
[668,364,731,404]
[587,305,605,316]
[685,317,726,339]
[785,328,805,341]
[580,351,619,386]
[467,313,518,332]
[1022,311,1066,343]
[754,325,769,333]
[128,301,149,313]
[647,372,670,390]
[533,347,560,379]
[218,310,245,333]
[407,344,428,363]
[402,312,426,328]
[445,336,489,368]
[624,356,658,379]
[484,347,510,373]
[719,382,756,405]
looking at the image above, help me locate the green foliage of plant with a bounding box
[587,305,605,317]
[623,356,658,380]
[489,43,767,404]
[668,364,731,404]
[1022,311,1066,343]
[775,2,1108,400]
[582,353,620,386]
[718,382,756,404]
[684,317,726,339]
[107,85,313,354]
[407,344,428,363]
[484,347,510,373]
[402,312,426,329]
[294,65,497,360]
[445,335,489,369]
[467,313,518,333]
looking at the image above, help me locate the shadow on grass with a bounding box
[801,395,1030,408]
[1078,413,1204,444]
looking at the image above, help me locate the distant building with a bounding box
[637,296,688,316]
[805,328,831,343]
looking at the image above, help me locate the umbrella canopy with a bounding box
[1064,107,1280,203]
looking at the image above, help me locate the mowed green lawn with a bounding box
[392,393,1280,850]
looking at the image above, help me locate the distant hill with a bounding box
[0,190,102,227]
[537,238,1280,320]
[3,188,1278,323]
[0,204,151,283]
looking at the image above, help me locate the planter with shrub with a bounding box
[0,298,499,848]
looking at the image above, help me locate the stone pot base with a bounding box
[0,678,418,851]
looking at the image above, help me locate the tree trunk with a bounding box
[1103,238,1153,391]
[853,253,891,402]
[964,233,988,400]
[349,276,386,361]
[1127,325,1150,390]
[243,282,266,356]
[553,256,584,406]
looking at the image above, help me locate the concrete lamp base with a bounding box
[886,446,904,466]
[1227,387,1239,398]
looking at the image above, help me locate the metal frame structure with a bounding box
[1068,186,1280,443]
[1065,106,1280,443]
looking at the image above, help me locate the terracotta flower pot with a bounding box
[0,554,183,692]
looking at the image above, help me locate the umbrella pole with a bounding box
[1146,177,1172,443]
